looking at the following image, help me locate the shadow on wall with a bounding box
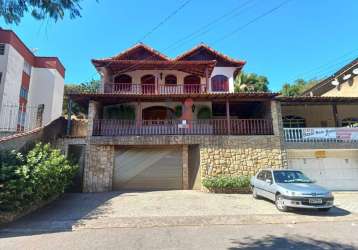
[0,192,131,238]
[229,235,356,250]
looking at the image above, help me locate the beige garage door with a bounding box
[113,147,182,190]
[288,150,358,191]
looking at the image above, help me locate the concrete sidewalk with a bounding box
[1,191,358,233]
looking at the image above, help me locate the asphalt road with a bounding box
[1,221,358,250]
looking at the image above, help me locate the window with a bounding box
[342,118,358,127]
[114,74,132,83]
[0,44,5,55]
[165,75,177,85]
[113,74,132,92]
[257,171,266,181]
[282,115,306,128]
[20,87,28,99]
[211,75,229,92]
[23,61,32,75]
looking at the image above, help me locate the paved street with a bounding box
[1,221,358,249]
[1,191,358,249]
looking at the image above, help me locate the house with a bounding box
[279,58,358,191]
[0,29,65,134]
[302,57,358,97]
[68,43,286,192]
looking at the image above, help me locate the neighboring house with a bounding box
[280,95,358,190]
[0,29,65,133]
[68,43,285,192]
[302,57,358,97]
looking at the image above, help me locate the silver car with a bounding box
[250,169,334,212]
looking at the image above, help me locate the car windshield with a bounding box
[273,170,313,183]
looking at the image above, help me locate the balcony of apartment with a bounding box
[89,99,275,137]
[280,96,358,148]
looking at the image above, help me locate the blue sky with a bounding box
[1,0,358,91]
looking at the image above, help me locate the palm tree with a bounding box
[234,72,269,92]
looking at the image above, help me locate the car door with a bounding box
[254,170,269,198]
[263,171,276,201]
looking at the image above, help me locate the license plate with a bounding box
[309,198,323,204]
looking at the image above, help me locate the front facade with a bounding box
[0,29,65,133]
[69,44,287,192]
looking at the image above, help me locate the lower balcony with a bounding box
[284,127,358,143]
[92,119,273,136]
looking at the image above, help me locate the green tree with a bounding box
[63,79,100,117]
[234,72,270,92]
[280,79,320,96]
[0,0,83,24]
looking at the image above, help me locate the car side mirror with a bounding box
[266,179,272,185]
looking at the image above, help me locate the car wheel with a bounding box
[252,187,260,199]
[318,208,331,212]
[275,194,288,212]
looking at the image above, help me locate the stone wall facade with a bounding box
[200,136,286,179]
[83,144,114,192]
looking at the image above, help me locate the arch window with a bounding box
[282,115,306,128]
[141,74,156,94]
[184,75,201,93]
[165,75,177,85]
[113,74,132,92]
[211,75,229,92]
[341,118,358,127]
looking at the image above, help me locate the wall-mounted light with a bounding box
[331,79,339,86]
[192,104,196,113]
[343,74,352,81]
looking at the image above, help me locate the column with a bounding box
[226,98,231,135]
[270,100,283,136]
[66,99,72,135]
[332,103,339,127]
[87,100,102,137]
[182,145,189,190]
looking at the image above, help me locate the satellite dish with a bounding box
[331,79,339,86]
[343,74,352,81]
[353,68,358,75]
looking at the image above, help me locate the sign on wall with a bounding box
[302,128,358,141]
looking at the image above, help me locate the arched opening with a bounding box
[211,75,229,92]
[184,75,201,93]
[142,106,175,124]
[114,74,132,92]
[341,117,358,127]
[141,74,156,94]
[165,75,177,85]
[282,115,306,128]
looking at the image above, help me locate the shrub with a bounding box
[197,106,212,119]
[202,175,251,192]
[106,105,135,120]
[0,143,78,212]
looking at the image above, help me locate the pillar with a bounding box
[87,100,102,137]
[226,98,231,135]
[182,145,189,190]
[270,100,283,137]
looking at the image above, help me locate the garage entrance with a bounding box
[113,147,183,190]
[288,149,358,191]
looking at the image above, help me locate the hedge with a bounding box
[0,143,78,212]
[202,175,251,193]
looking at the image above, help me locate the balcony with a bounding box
[104,83,209,95]
[284,127,358,143]
[92,119,273,136]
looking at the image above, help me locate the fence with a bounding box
[0,103,44,136]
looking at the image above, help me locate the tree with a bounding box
[280,79,320,96]
[234,72,270,93]
[63,79,100,118]
[0,0,82,24]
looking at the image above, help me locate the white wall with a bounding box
[28,68,64,125]
[0,45,24,107]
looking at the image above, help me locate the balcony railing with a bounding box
[93,119,273,136]
[104,83,208,94]
[284,127,358,143]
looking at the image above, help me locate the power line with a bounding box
[137,0,192,43]
[214,0,293,44]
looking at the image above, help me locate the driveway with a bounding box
[1,191,358,234]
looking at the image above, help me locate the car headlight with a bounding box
[326,191,333,197]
